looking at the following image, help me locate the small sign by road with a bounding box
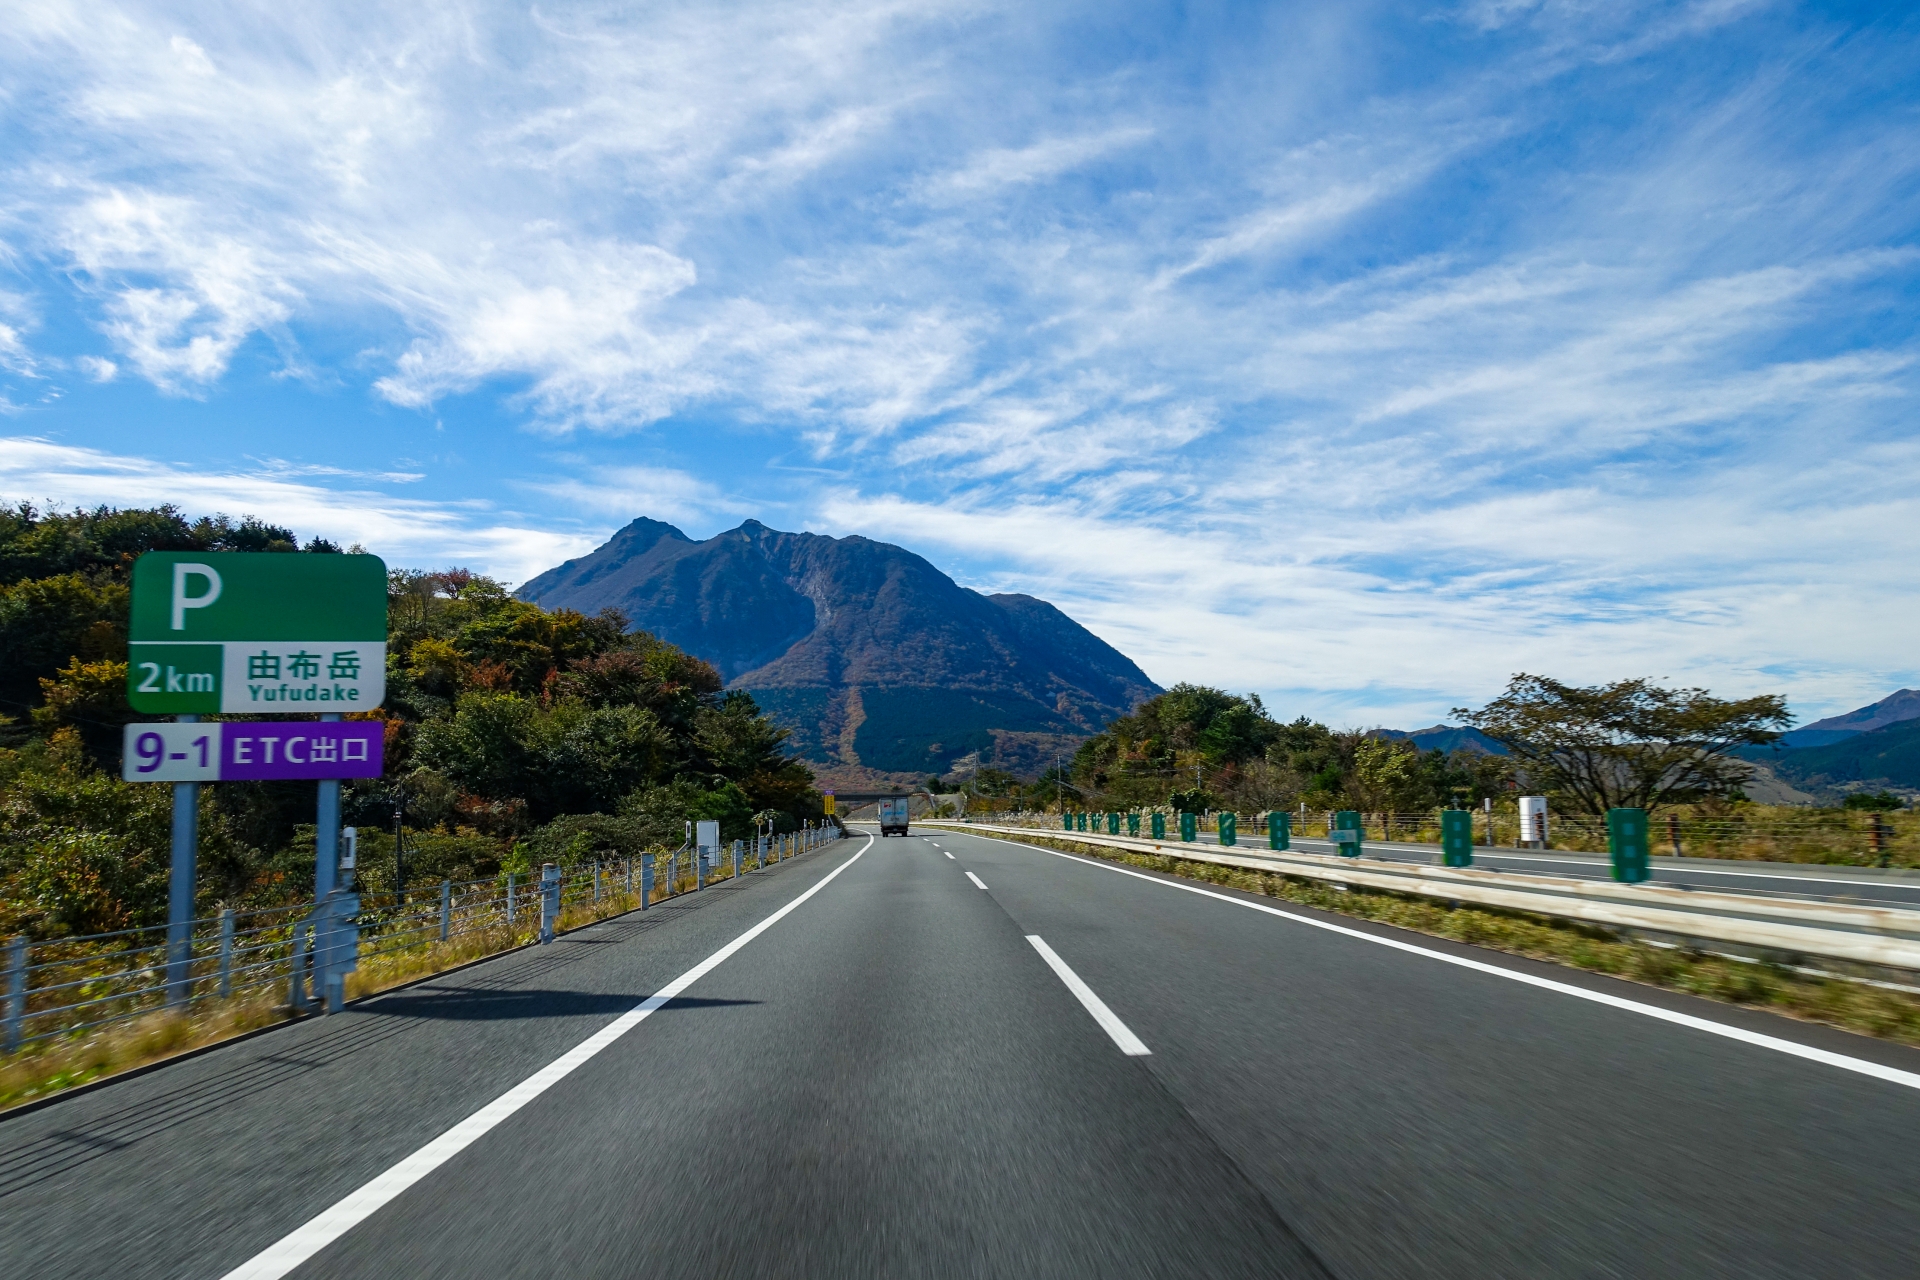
[122,721,385,782]
[127,553,387,713]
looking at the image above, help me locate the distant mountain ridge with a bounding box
[519,518,1161,776]
[1781,689,1920,747]
[1374,725,1508,755]
[1759,717,1920,796]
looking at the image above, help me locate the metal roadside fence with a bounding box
[3,822,844,1056]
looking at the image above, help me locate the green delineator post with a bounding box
[1151,812,1166,840]
[1440,810,1474,867]
[1179,811,1197,842]
[1127,812,1141,836]
[1268,811,1290,850]
[1107,812,1121,835]
[1076,811,1088,832]
[1334,809,1363,858]
[1219,812,1237,846]
[1062,811,1074,831]
[1608,808,1651,883]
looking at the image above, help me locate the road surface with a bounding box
[4,825,1917,1278]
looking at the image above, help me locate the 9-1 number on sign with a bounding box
[133,730,211,774]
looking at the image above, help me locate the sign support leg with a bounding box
[314,713,342,1012]
[165,713,201,1008]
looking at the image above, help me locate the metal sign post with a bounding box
[165,715,201,1007]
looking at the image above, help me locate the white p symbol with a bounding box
[171,562,222,630]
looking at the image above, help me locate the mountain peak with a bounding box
[518,517,1160,777]
[1783,689,1920,747]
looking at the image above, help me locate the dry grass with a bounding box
[992,830,1920,1048]
[0,992,289,1112]
[0,877,687,1114]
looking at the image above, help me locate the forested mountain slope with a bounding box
[519,518,1160,776]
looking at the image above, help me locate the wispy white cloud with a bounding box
[0,436,596,585]
[917,127,1154,203]
[514,463,746,530]
[61,189,298,391]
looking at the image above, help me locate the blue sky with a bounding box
[1,0,1916,728]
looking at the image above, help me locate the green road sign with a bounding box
[1268,811,1290,850]
[128,553,387,714]
[1333,809,1363,858]
[1151,812,1166,840]
[1179,811,1197,842]
[1440,810,1474,867]
[1219,812,1237,846]
[1608,808,1651,883]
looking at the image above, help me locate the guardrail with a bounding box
[3,825,841,1056]
[956,807,1916,867]
[931,821,1920,974]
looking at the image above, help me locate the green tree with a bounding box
[1454,675,1789,815]
[1842,790,1906,811]
[1347,736,1417,812]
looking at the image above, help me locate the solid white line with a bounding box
[944,851,955,860]
[958,832,1920,1093]
[218,835,875,1280]
[1026,935,1151,1056]
[966,871,988,890]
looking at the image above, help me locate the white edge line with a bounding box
[219,835,875,1280]
[965,871,988,890]
[954,831,1920,1093]
[1026,934,1151,1056]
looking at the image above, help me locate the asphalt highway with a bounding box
[5,824,1919,1279]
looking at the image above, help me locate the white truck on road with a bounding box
[878,796,910,837]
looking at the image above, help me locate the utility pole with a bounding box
[393,786,407,901]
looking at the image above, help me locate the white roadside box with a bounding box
[1518,796,1549,848]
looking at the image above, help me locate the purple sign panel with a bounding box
[224,721,384,781]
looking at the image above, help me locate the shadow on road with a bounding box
[372,989,760,1022]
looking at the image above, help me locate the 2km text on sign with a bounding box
[125,552,387,714]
